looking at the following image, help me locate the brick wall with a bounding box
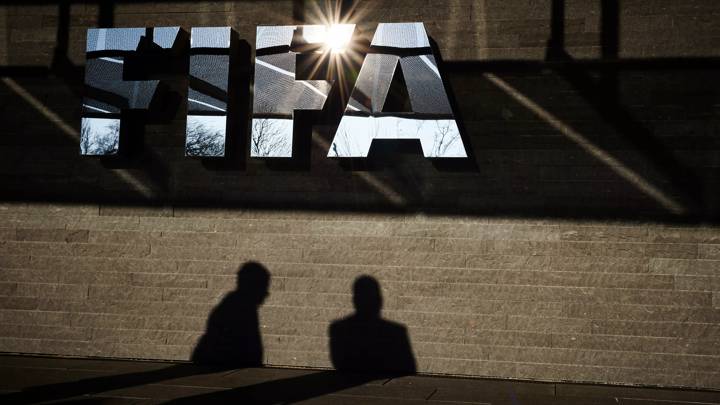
[1,0,719,390]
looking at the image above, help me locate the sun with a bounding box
[302,24,355,54]
[294,1,368,101]
[325,24,355,53]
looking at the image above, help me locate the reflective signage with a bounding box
[81,27,181,155]
[329,23,466,158]
[186,27,232,157]
[81,23,468,160]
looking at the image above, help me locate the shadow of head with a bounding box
[329,274,417,374]
[236,261,270,305]
[352,275,382,318]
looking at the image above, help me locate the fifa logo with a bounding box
[81,23,467,160]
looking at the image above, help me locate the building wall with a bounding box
[1,0,719,389]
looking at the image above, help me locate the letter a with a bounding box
[328,23,467,158]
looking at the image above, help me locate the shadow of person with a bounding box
[1,262,270,404]
[330,275,417,374]
[165,275,416,404]
[191,261,270,366]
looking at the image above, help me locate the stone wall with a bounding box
[0,0,719,389]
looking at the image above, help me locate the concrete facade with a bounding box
[0,0,719,390]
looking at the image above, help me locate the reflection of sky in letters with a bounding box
[86,27,179,52]
[256,26,295,50]
[80,117,120,155]
[86,28,144,52]
[153,27,181,48]
[186,115,226,157]
[371,23,430,48]
[330,116,467,158]
[250,118,293,158]
[191,27,230,48]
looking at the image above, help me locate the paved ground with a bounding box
[0,355,719,404]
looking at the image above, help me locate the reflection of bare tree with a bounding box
[80,119,119,155]
[80,124,91,153]
[331,117,379,157]
[414,120,426,137]
[432,121,459,157]
[330,130,356,157]
[252,119,290,157]
[186,121,225,157]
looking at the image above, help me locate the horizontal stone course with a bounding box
[552,333,720,356]
[488,346,720,372]
[0,241,151,258]
[15,228,89,243]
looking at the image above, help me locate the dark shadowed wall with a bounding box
[0,0,719,389]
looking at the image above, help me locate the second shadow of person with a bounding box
[191,261,270,366]
[330,275,417,374]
